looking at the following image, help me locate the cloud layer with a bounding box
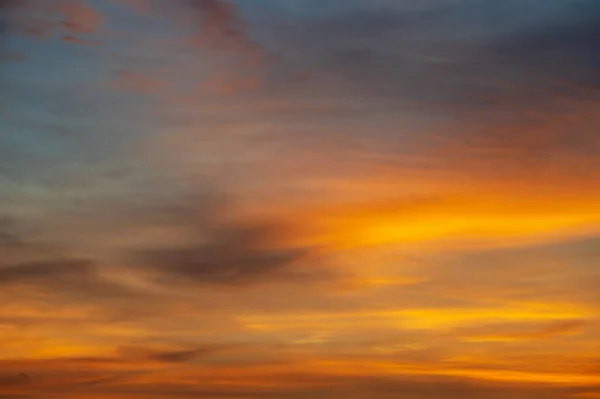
[1,1,600,398]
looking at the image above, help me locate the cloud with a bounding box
[116,0,150,15]
[0,216,22,249]
[0,184,330,292]
[59,0,103,35]
[145,348,212,363]
[135,221,314,286]
[0,0,14,32]
[0,373,31,389]
[2,3,600,399]
[0,51,26,62]
[0,251,145,310]
[117,344,232,363]
[284,375,575,399]
[0,259,94,286]
[177,0,265,94]
[0,230,19,247]
[460,320,588,342]
[186,0,252,49]
[486,3,600,88]
[61,34,100,46]
[286,190,600,251]
[418,234,600,305]
[0,355,594,399]
[577,392,600,399]
[175,0,599,195]
[249,0,600,154]
[0,0,22,62]
[0,0,103,41]
[110,70,168,94]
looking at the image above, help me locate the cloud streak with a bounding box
[0,258,94,286]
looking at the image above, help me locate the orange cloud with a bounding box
[61,33,100,45]
[111,70,169,94]
[280,189,600,251]
[312,358,600,386]
[461,320,588,342]
[241,301,596,334]
[189,0,251,49]
[60,0,103,34]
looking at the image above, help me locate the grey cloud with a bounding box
[0,255,144,308]
[0,217,145,306]
[0,230,20,247]
[148,348,211,363]
[0,0,16,33]
[75,187,329,287]
[483,7,600,90]
[118,344,233,363]
[0,258,94,286]
[0,216,22,248]
[258,0,600,109]
[183,0,258,52]
[0,0,20,63]
[248,0,600,178]
[136,221,313,286]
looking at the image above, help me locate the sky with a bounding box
[1,0,600,398]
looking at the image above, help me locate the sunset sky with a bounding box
[1,1,600,398]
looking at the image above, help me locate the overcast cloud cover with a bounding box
[1,1,600,398]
